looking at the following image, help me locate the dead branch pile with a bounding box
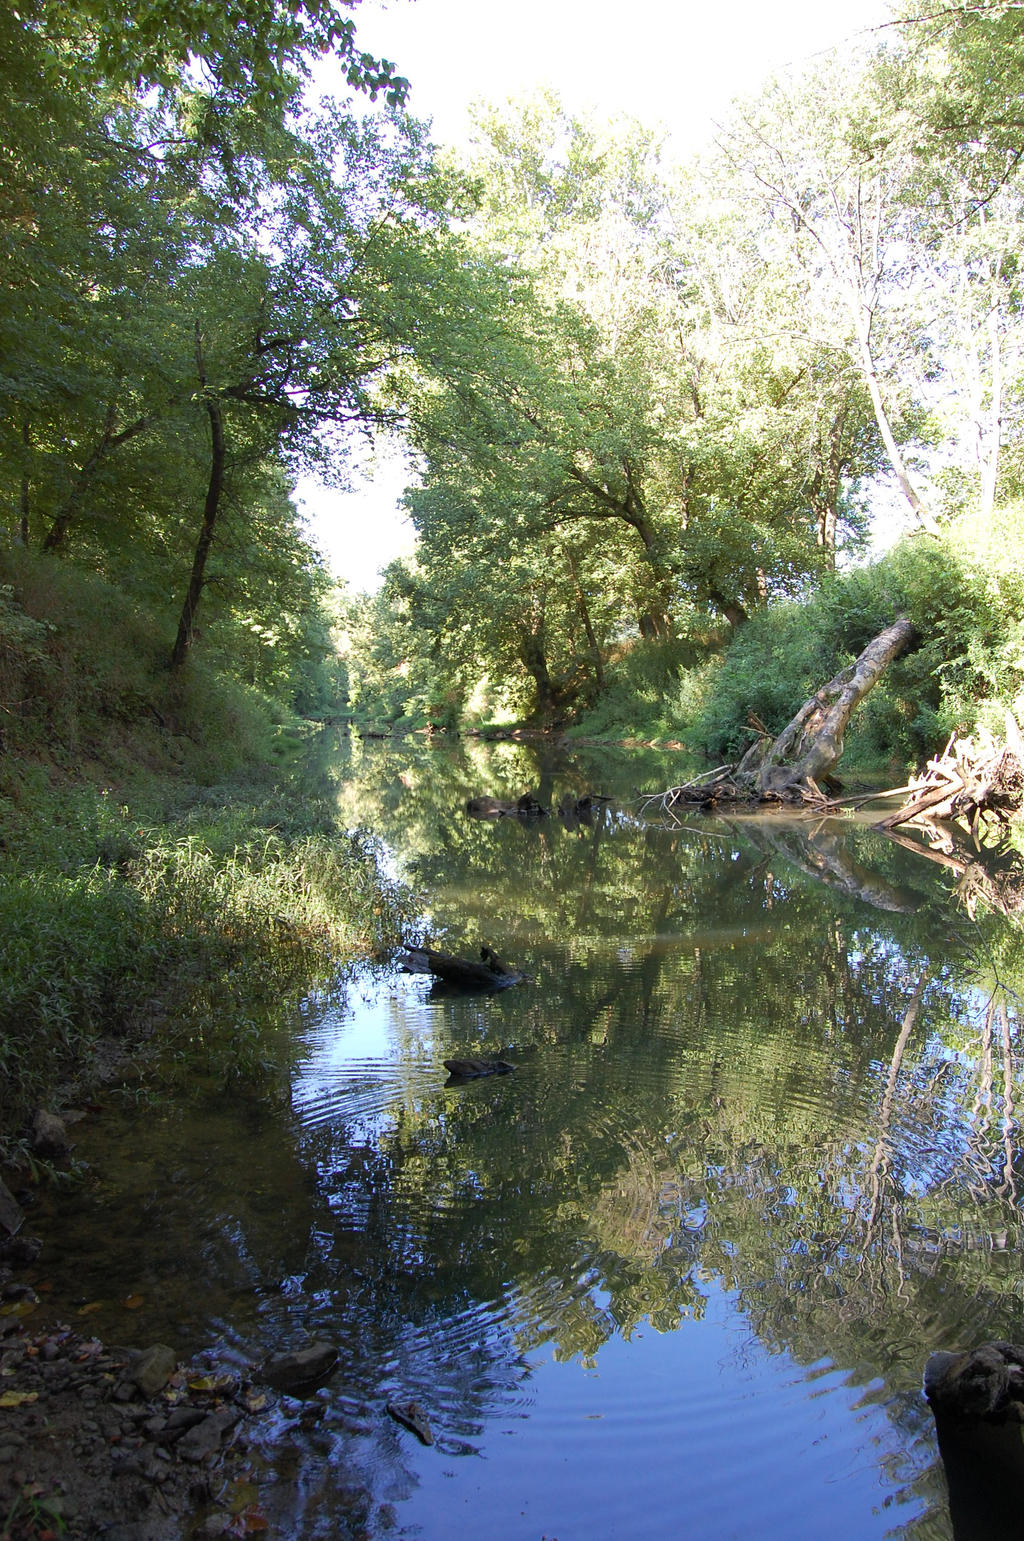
[644,714,1024,838]
[877,717,1024,836]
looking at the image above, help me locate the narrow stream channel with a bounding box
[31,736,1024,1538]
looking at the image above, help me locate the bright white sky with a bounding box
[298,0,897,590]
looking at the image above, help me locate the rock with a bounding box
[925,1341,1024,1420]
[176,1405,239,1464]
[161,1405,209,1442]
[0,1178,24,1236]
[386,1400,434,1446]
[129,1344,178,1397]
[30,1109,71,1157]
[261,1340,338,1392]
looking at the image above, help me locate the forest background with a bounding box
[3,0,1024,1137]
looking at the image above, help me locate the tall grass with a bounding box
[0,798,410,1144]
[0,549,409,1156]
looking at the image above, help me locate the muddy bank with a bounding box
[0,1316,274,1539]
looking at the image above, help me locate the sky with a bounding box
[298,0,897,591]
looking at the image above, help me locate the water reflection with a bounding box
[31,737,1024,1538]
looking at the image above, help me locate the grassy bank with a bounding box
[0,549,408,1161]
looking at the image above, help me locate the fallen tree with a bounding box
[651,617,918,811]
[735,617,918,796]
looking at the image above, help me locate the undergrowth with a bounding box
[0,549,409,1157]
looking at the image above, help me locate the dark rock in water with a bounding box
[925,1342,1024,1540]
[176,1404,240,1464]
[30,1108,71,1157]
[399,944,524,992]
[386,1400,434,1445]
[261,1340,338,1392]
[444,1057,515,1080]
[925,1342,1024,1421]
[130,1344,178,1397]
[465,795,510,817]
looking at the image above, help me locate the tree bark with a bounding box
[170,325,225,671]
[170,394,224,671]
[737,617,917,794]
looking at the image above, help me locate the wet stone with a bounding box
[261,1340,337,1393]
[162,1406,207,1441]
[130,1344,177,1397]
[176,1406,240,1464]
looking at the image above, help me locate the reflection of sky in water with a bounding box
[281,963,942,1538]
[291,976,444,1141]
[380,1278,922,1541]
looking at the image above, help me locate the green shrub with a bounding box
[687,506,1024,769]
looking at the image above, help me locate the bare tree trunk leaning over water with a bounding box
[735,618,918,796]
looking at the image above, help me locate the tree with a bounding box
[716,56,945,537]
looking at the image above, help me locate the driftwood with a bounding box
[877,718,1024,836]
[737,617,918,796]
[558,792,612,829]
[398,945,525,992]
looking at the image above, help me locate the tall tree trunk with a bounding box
[980,304,1001,523]
[708,587,748,630]
[565,548,604,690]
[170,394,225,671]
[19,419,30,545]
[809,402,847,567]
[170,325,224,671]
[851,311,942,538]
[518,591,560,720]
[626,510,674,639]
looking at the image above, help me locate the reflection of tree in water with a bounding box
[314,741,1024,1525]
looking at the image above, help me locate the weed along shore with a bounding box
[0,553,412,1538]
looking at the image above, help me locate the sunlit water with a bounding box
[29,736,1024,1538]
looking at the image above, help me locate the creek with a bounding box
[29,735,1024,1539]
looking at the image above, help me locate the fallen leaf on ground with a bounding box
[188,1372,236,1393]
[0,1390,38,1407]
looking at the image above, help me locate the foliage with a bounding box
[689,508,1024,767]
[0,549,410,1151]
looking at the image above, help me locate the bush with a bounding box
[687,507,1024,769]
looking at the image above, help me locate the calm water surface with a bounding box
[33,737,1024,1539]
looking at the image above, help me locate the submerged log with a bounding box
[443,1057,515,1080]
[398,945,525,991]
[465,793,548,818]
